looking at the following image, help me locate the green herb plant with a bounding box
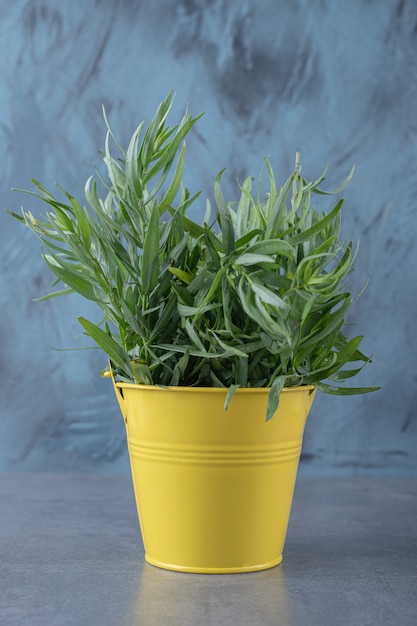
[10,92,378,419]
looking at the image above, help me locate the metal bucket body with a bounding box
[113,383,315,574]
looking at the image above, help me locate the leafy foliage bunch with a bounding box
[11,92,377,419]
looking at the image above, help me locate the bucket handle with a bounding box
[108,361,128,424]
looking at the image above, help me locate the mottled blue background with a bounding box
[1,0,416,475]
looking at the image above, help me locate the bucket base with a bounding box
[145,553,283,574]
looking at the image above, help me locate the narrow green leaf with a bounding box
[140,94,173,170]
[235,176,254,239]
[178,302,219,317]
[236,356,248,387]
[251,282,289,311]
[236,277,264,326]
[144,111,203,183]
[171,282,193,306]
[165,204,206,238]
[254,293,290,340]
[313,165,355,195]
[78,316,133,376]
[245,239,294,258]
[131,360,153,385]
[33,288,74,302]
[168,266,193,284]
[67,197,91,250]
[150,295,178,340]
[224,384,240,411]
[43,254,98,301]
[214,169,235,254]
[315,382,380,395]
[125,120,144,198]
[160,141,186,208]
[264,157,278,218]
[265,170,297,238]
[142,202,160,295]
[266,376,286,421]
[104,131,124,194]
[235,228,263,249]
[290,199,343,245]
[335,332,370,362]
[171,350,190,385]
[300,296,351,349]
[235,253,276,266]
[102,105,127,155]
[185,319,205,351]
[209,332,248,358]
[328,367,366,381]
[7,210,25,222]
[193,266,227,320]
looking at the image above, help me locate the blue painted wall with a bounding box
[1,0,416,475]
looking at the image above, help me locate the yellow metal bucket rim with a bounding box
[114,382,316,393]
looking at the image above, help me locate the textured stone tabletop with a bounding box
[1,474,416,625]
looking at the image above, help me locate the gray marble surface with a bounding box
[1,473,416,625]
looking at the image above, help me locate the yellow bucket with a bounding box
[112,382,315,574]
